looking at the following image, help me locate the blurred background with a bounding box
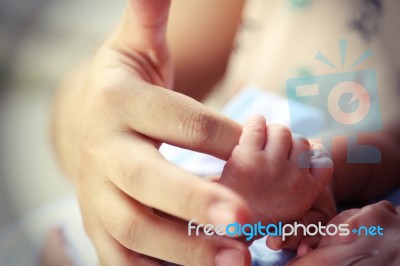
[0,0,126,229]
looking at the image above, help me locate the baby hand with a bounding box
[291,201,400,266]
[219,115,335,246]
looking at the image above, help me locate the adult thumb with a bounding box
[110,0,171,53]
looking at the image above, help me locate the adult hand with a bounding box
[53,1,251,265]
[289,201,400,266]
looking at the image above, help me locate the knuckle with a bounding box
[181,109,218,148]
[346,216,362,230]
[272,124,292,143]
[118,218,144,252]
[296,137,311,150]
[361,204,378,214]
[88,76,134,122]
[376,200,396,212]
[280,127,293,143]
[122,156,149,200]
[246,121,265,133]
[101,208,143,252]
[92,77,125,106]
[78,116,113,160]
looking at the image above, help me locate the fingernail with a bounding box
[215,249,244,266]
[208,202,236,225]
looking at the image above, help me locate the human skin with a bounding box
[290,201,400,266]
[52,0,400,265]
[219,115,336,250]
[220,0,400,204]
[52,1,252,265]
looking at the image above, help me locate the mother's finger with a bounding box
[111,0,171,53]
[92,180,251,266]
[287,244,370,266]
[98,134,249,227]
[82,209,163,266]
[95,80,242,160]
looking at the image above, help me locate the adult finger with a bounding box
[83,211,163,266]
[98,80,242,160]
[90,180,251,266]
[111,0,171,51]
[287,244,369,266]
[104,0,173,88]
[87,134,250,229]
